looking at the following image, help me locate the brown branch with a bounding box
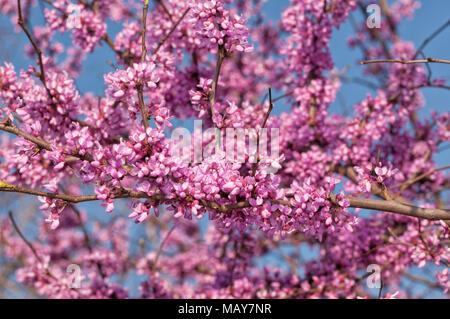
[361,58,450,65]
[2,181,450,221]
[390,165,450,194]
[0,185,99,202]
[333,164,450,225]
[272,90,294,103]
[334,164,408,203]
[8,211,43,263]
[0,122,52,152]
[156,0,173,22]
[328,194,450,221]
[0,122,91,163]
[152,224,176,275]
[1,125,448,222]
[17,0,52,98]
[413,19,450,59]
[137,0,151,132]
[261,87,274,129]
[141,0,150,62]
[18,0,108,140]
[209,45,226,120]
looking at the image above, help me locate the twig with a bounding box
[137,0,151,132]
[18,0,106,136]
[261,87,274,129]
[102,34,133,65]
[413,19,450,59]
[152,224,176,275]
[329,194,450,221]
[361,58,450,65]
[209,44,227,152]
[136,6,190,132]
[417,51,434,84]
[17,0,52,98]
[272,90,294,103]
[8,211,43,263]
[0,122,92,163]
[1,181,450,220]
[156,0,173,22]
[141,0,150,62]
[391,165,450,194]
[378,276,384,299]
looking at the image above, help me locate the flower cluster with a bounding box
[189,0,253,53]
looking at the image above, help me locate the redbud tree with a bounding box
[0,0,449,299]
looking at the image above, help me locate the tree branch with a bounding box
[391,165,450,195]
[1,183,449,221]
[137,0,151,132]
[0,122,91,163]
[209,45,226,120]
[17,0,53,99]
[413,19,450,59]
[328,194,450,221]
[8,211,43,263]
[361,58,450,65]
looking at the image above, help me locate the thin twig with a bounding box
[209,45,226,119]
[0,122,92,163]
[152,224,176,275]
[8,211,43,263]
[17,0,51,98]
[391,165,450,194]
[378,276,384,299]
[402,272,443,290]
[137,0,151,132]
[141,0,150,62]
[261,87,274,129]
[413,19,450,59]
[361,58,450,65]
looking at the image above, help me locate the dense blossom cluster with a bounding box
[189,0,253,53]
[0,0,449,299]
